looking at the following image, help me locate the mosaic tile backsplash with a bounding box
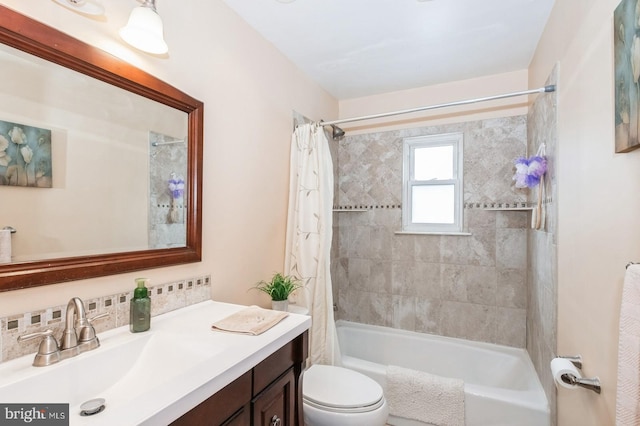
[0,274,211,364]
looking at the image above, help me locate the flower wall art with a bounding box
[0,119,52,187]
[614,0,640,153]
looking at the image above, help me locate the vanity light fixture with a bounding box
[119,0,168,55]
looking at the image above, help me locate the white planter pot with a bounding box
[271,300,289,312]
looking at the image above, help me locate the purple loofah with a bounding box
[168,176,185,199]
[513,155,547,188]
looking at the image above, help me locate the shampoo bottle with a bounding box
[130,278,151,333]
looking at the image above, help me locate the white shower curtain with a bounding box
[284,123,340,366]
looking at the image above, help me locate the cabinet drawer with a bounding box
[252,368,295,426]
[171,370,252,426]
[253,341,295,395]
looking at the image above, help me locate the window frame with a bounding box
[402,132,464,233]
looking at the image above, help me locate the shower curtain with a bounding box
[284,123,339,366]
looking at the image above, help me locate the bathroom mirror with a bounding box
[0,6,203,291]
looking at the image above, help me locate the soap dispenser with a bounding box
[130,278,151,333]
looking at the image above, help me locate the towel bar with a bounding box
[626,261,638,269]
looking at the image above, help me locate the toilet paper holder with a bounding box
[557,355,601,394]
[559,355,582,369]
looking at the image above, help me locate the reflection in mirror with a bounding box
[0,42,189,261]
[0,5,203,291]
[149,132,187,249]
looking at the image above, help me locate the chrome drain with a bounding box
[80,398,106,416]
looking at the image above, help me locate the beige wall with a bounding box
[0,0,337,314]
[531,1,640,425]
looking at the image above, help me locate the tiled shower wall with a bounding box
[149,131,187,249]
[332,116,531,347]
[527,67,558,425]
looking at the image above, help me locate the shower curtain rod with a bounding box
[151,139,185,147]
[319,85,556,128]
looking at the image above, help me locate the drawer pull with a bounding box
[270,415,281,426]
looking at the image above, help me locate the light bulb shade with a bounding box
[119,5,168,54]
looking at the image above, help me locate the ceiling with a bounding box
[222,0,556,100]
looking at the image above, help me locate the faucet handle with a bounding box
[88,312,109,324]
[17,330,61,367]
[78,312,109,350]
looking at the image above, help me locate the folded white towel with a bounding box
[616,264,640,425]
[386,365,464,426]
[211,305,289,335]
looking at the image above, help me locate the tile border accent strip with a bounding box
[0,274,211,364]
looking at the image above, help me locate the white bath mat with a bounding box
[386,365,464,426]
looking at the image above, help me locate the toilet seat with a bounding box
[303,365,385,413]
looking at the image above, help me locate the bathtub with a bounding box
[336,320,550,426]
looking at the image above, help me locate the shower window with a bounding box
[402,133,463,233]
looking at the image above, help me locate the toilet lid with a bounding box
[303,365,384,410]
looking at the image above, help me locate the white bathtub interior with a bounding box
[336,320,550,426]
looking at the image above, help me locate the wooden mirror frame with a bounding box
[0,6,203,291]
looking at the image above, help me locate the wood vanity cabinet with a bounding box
[171,330,308,426]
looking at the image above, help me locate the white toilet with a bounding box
[287,305,388,426]
[302,364,388,426]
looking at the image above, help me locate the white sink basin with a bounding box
[0,301,311,425]
[0,330,151,405]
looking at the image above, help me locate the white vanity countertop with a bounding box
[0,300,311,426]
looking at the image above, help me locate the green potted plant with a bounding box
[253,273,303,311]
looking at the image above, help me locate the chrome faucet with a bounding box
[18,297,108,367]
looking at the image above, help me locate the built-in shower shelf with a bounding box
[480,207,534,211]
[332,204,402,212]
[465,202,539,211]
